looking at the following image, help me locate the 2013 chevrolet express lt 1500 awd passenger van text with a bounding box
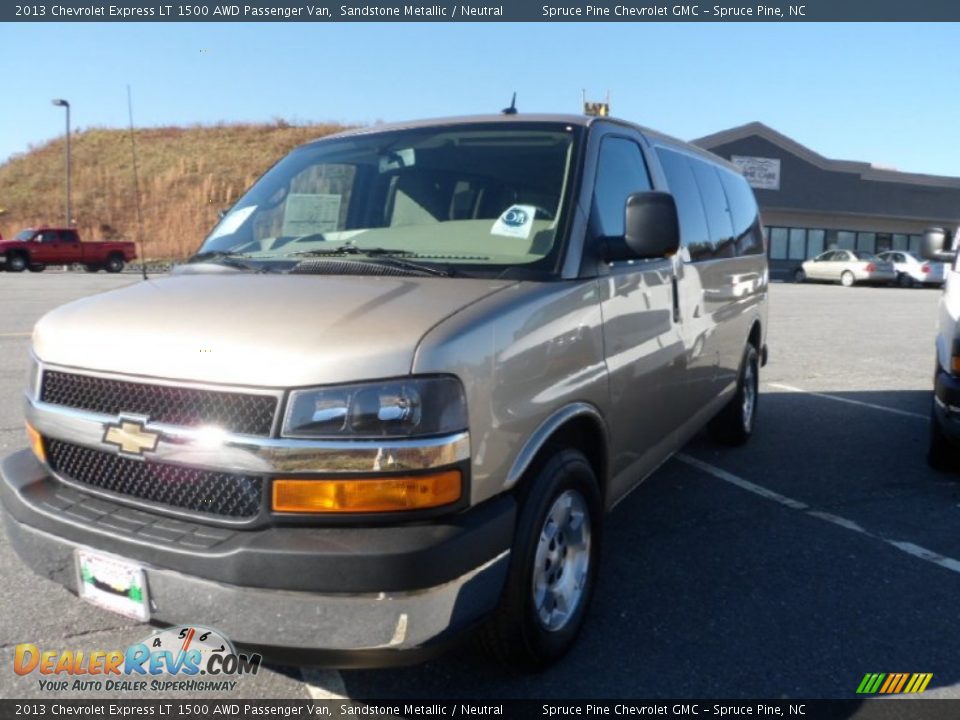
[1,114,768,669]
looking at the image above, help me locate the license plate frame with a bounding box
[75,548,150,622]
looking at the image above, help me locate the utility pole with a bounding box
[51,98,71,226]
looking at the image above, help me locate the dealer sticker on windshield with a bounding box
[491,204,536,239]
[76,549,150,622]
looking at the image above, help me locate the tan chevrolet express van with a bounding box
[1,114,768,669]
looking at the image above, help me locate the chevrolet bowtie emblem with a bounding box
[102,418,159,457]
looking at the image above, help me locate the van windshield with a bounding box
[198,122,582,278]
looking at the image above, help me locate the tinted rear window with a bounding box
[689,159,734,258]
[718,169,763,256]
[656,148,711,261]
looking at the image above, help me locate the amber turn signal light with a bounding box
[272,470,462,513]
[25,422,45,464]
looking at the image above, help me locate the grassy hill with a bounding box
[0,121,348,260]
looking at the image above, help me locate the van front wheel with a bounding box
[708,344,759,446]
[481,448,601,671]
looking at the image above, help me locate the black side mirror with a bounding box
[923,227,957,263]
[604,191,681,262]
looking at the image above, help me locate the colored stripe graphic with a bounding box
[857,673,932,694]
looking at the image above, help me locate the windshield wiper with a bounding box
[290,246,455,277]
[289,246,416,258]
[188,250,276,273]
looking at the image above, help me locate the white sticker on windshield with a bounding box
[208,205,255,241]
[282,193,342,237]
[491,205,536,239]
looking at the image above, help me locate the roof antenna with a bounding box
[126,85,148,281]
[502,92,518,115]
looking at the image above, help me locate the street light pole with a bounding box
[51,99,71,227]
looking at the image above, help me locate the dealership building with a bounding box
[694,122,960,277]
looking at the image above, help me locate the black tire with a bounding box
[708,344,760,446]
[897,273,912,289]
[928,401,955,471]
[841,271,855,287]
[105,255,125,273]
[793,268,806,283]
[84,265,102,273]
[27,264,45,273]
[480,448,602,671]
[5,254,27,272]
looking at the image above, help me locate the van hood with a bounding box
[33,273,513,387]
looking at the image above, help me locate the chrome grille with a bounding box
[40,371,277,437]
[46,439,263,519]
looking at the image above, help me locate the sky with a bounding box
[1,22,958,175]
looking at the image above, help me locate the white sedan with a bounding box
[795,250,897,287]
[876,251,946,287]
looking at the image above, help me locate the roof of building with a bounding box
[694,121,960,189]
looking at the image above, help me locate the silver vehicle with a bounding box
[795,249,896,287]
[1,114,768,670]
[876,250,946,287]
[922,228,960,468]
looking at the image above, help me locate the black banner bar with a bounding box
[8,0,960,22]
[2,700,960,720]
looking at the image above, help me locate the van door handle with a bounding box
[671,276,680,323]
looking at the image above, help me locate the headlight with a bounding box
[283,376,467,439]
[26,355,40,400]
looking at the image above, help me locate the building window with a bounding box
[837,231,856,250]
[909,234,923,254]
[893,234,908,251]
[807,229,825,257]
[857,232,877,254]
[769,227,788,259]
[788,228,806,260]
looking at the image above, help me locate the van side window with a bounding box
[656,148,711,261]
[592,137,652,238]
[690,160,735,258]
[718,169,764,256]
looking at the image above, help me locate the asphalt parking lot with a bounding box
[0,273,957,700]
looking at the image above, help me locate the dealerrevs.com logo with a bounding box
[14,625,261,693]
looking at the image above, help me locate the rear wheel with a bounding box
[841,271,855,287]
[105,255,125,273]
[928,401,955,471]
[897,273,913,288]
[481,448,601,671]
[5,254,26,272]
[708,343,759,446]
[793,268,806,283]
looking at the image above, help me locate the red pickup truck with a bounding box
[0,228,136,273]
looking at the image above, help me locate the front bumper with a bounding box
[0,450,514,661]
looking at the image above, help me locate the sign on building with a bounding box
[731,155,781,190]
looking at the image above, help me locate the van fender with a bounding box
[504,402,607,490]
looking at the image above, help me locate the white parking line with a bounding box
[766,382,927,420]
[676,453,960,576]
[300,667,348,700]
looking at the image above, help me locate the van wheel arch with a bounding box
[507,405,609,506]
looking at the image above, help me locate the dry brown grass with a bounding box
[0,121,348,260]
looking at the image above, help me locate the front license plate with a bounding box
[75,549,150,622]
